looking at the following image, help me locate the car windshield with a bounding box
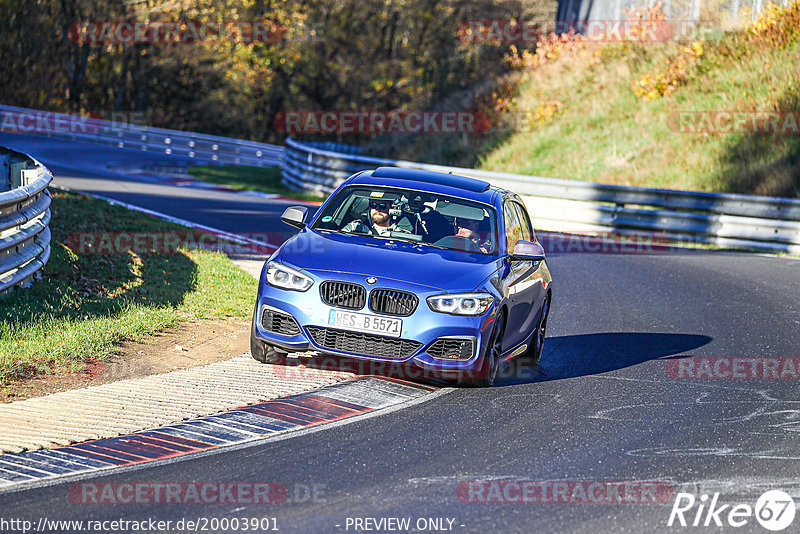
[311,186,500,255]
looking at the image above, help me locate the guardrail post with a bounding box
[21,166,39,187]
[9,161,26,189]
[1,156,8,192]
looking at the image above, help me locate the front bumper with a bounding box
[253,272,496,374]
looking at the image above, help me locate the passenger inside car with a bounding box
[431,202,495,253]
[453,216,491,254]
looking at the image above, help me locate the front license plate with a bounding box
[327,310,402,338]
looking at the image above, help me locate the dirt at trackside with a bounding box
[1,317,250,403]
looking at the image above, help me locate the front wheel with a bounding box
[524,295,550,365]
[473,313,505,387]
[250,305,288,364]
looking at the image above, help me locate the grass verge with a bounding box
[188,165,326,202]
[0,191,258,384]
[479,31,800,197]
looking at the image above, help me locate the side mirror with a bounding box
[511,240,545,261]
[281,206,308,229]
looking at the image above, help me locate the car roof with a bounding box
[348,167,502,204]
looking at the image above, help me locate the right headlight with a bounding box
[427,293,494,316]
[266,261,313,292]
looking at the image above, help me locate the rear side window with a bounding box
[512,202,533,242]
[503,202,523,252]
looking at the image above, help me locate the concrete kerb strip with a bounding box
[0,376,441,492]
[0,353,355,454]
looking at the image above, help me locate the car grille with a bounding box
[427,338,475,360]
[320,281,366,310]
[306,327,422,359]
[261,307,301,336]
[369,289,418,317]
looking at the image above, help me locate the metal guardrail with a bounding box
[0,147,52,295]
[0,105,284,167]
[283,137,800,254]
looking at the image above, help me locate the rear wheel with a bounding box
[473,313,505,387]
[250,305,288,364]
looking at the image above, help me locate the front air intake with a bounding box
[427,337,475,360]
[261,307,301,336]
[306,327,421,359]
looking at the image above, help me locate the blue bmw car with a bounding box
[250,167,552,386]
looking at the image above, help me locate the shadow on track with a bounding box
[271,332,711,389]
[497,332,713,386]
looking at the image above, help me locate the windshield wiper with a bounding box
[318,229,365,237]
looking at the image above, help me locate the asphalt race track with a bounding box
[2,132,800,532]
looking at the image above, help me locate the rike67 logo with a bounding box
[668,490,796,531]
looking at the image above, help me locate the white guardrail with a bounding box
[0,105,284,167]
[283,137,800,254]
[0,147,52,295]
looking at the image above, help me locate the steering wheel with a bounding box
[434,235,482,253]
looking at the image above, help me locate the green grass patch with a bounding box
[0,191,258,384]
[188,165,326,202]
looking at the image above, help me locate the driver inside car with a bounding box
[342,198,398,236]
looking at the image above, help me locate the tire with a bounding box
[524,295,550,365]
[473,312,505,387]
[250,305,288,364]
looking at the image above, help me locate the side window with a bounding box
[512,202,533,242]
[503,202,522,252]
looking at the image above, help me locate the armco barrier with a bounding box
[283,137,800,254]
[0,147,52,295]
[0,105,284,167]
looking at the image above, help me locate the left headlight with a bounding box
[266,261,313,292]
[427,293,494,316]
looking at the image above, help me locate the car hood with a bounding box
[277,228,502,292]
